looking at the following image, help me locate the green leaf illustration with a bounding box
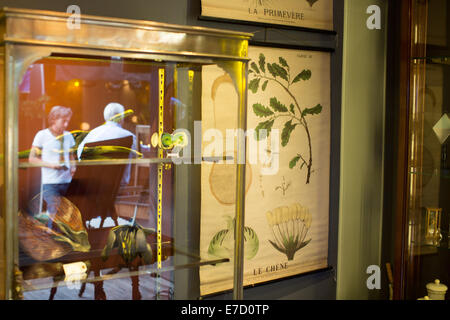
[259,53,266,73]
[289,103,295,114]
[272,63,289,82]
[267,63,277,78]
[251,62,260,74]
[248,52,322,184]
[268,239,287,255]
[302,104,323,117]
[281,120,298,147]
[292,69,312,84]
[255,119,275,141]
[270,97,288,113]
[296,238,312,251]
[243,226,259,260]
[253,103,274,117]
[208,217,259,260]
[249,78,261,94]
[289,155,301,169]
[279,57,289,69]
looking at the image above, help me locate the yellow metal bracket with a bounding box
[156,68,164,298]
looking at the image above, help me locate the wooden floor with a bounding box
[23,268,174,300]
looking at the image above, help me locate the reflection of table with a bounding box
[19,240,228,300]
[20,231,174,300]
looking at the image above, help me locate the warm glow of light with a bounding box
[80,122,90,131]
[74,80,80,87]
[131,115,138,123]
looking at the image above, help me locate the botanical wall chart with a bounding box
[201,0,333,31]
[200,46,331,296]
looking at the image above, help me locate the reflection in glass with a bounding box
[16,56,236,300]
[0,53,5,299]
[424,207,442,246]
[28,106,76,230]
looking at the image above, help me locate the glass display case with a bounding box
[394,0,449,300]
[0,7,251,300]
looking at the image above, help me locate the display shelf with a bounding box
[409,168,450,179]
[412,244,438,256]
[412,56,450,65]
[18,155,233,168]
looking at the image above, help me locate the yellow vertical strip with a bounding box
[156,68,164,299]
[158,68,164,268]
[188,70,194,83]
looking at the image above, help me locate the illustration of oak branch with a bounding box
[249,53,322,184]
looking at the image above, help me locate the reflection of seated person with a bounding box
[29,106,76,228]
[77,102,137,185]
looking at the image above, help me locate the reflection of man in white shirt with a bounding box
[77,102,137,185]
[29,106,76,226]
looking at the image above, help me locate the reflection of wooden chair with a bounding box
[65,135,133,300]
[67,135,133,229]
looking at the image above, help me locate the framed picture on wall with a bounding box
[200,0,334,31]
[199,45,331,296]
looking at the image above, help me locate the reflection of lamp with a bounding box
[433,114,450,144]
[150,132,188,150]
[80,122,90,131]
[105,80,123,91]
[425,207,442,246]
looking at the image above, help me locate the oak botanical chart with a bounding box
[199,46,330,296]
[201,0,333,31]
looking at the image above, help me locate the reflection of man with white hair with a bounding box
[77,102,137,185]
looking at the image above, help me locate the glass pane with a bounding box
[199,64,243,297]
[408,60,450,299]
[17,55,238,300]
[406,0,450,299]
[0,51,5,300]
